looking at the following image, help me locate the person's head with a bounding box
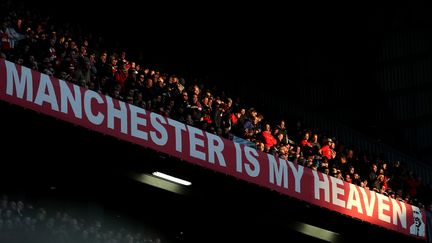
[192,85,200,95]
[138,74,145,83]
[100,52,107,62]
[332,167,338,175]
[9,201,17,211]
[215,127,222,136]
[321,160,328,168]
[353,173,360,180]
[146,78,153,87]
[258,142,265,151]
[394,160,400,167]
[202,97,209,106]
[110,55,118,65]
[192,93,199,103]
[277,133,284,141]
[331,141,336,149]
[280,120,285,128]
[5,209,12,218]
[349,166,355,174]
[372,163,378,172]
[412,206,423,227]
[345,174,351,182]
[226,98,233,107]
[346,149,354,159]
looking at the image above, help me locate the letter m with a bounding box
[268,154,288,188]
[6,61,33,101]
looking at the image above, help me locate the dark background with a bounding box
[51,4,431,163]
[78,5,432,164]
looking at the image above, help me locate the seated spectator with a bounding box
[261,123,277,151]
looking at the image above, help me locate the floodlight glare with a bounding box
[152,172,192,186]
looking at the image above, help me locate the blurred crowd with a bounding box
[0,194,160,243]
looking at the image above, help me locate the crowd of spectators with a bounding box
[0,194,161,243]
[1,1,431,214]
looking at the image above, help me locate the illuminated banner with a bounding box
[0,59,427,240]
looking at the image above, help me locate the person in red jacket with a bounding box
[261,123,277,151]
[114,59,128,93]
[300,132,313,156]
[319,138,336,160]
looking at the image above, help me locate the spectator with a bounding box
[319,138,336,160]
[310,133,321,155]
[261,123,277,152]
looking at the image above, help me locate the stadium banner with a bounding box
[0,59,427,240]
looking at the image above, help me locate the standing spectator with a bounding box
[310,133,321,155]
[114,59,128,93]
[389,160,404,191]
[368,164,378,186]
[4,20,25,49]
[405,171,421,198]
[300,132,313,156]
[319,138,336,160]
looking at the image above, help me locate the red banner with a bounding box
[0,59,427,240]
